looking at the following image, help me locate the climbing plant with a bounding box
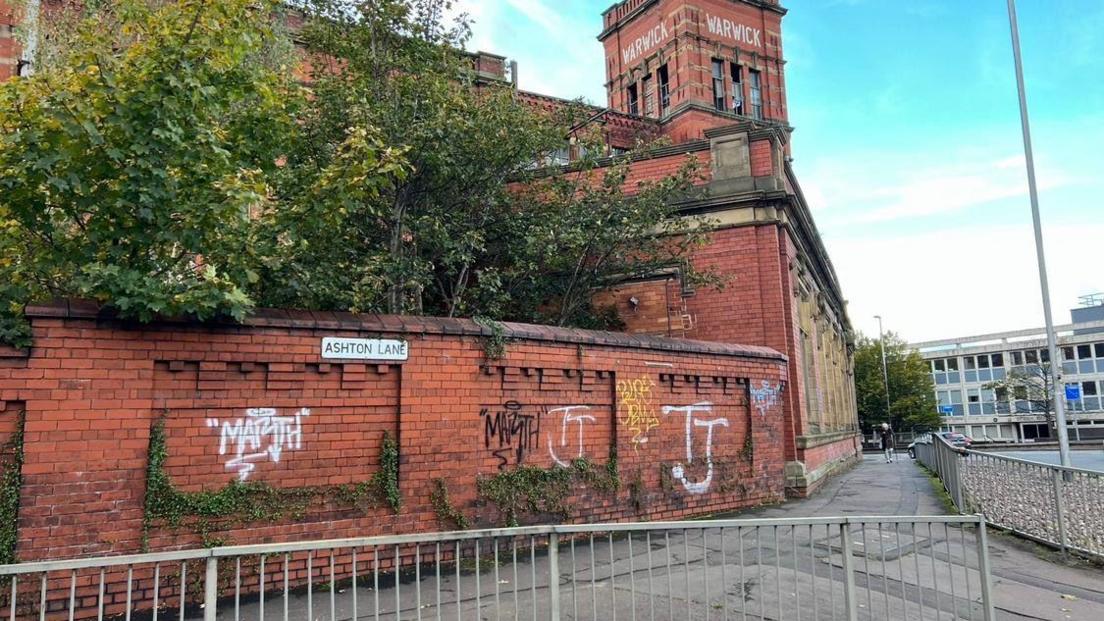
[0,412,25,565]
[476,453,620,528]
[142,419,400,547]
[430,478,470,530]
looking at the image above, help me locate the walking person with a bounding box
[880,422,895,463]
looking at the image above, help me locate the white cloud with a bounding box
[831,222,1104,343]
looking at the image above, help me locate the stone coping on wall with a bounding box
[794,429,860,450]
[23,299,787,362]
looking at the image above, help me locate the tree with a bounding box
[986,363,1057,426]
[257,0,717,326]
[0,0,309,345]
[854,332,940,433]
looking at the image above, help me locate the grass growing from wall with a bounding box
[0,413,25,565]
[142,419,400,548]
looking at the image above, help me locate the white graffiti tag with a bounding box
[662,402,729,494]
[205,408,310,481]
[546,406,596,467]
[750,381,780,417]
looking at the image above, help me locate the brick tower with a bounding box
[599,0,787,142]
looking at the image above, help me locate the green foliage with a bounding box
[473,316,509,360]
[741,434,755,464]
[429,478,470,530]
[373,431,401,511]
[0,413,25,565]
[0,0,721,346]
[0,0,303,340]
[142,419,399,547]
[257,0,718,328]
[854,332,940,433]
[476,457,620,527]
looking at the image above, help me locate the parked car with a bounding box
[940,432,973,448]
[907,431,971,458]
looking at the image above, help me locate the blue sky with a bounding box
[453,0,1104,342]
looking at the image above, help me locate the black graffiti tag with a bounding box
[480,401,542,470]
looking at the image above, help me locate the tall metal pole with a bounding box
[1005,0,1072,467]
[875,316,892,424]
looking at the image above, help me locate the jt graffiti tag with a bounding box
[481,401,542,470]
[662,402,729,494]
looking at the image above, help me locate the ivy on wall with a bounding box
[0,412,25,565]
[476,452,620,528]
[142,419,400,548]
[430,478,470,530]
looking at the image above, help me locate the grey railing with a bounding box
[915,434,1104,559]
[0,516,994,621]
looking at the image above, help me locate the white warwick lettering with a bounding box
[622,22,670,63]
[705,14,762,48]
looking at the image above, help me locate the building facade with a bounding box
[589,0,860,493]
[2,0,861,494]
[912,297,1104,443]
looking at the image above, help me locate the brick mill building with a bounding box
[557,0,860,493]
[1,0,860,567]
[454,0,861,494]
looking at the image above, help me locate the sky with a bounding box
[450,0,1104,344]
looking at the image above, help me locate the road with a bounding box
[213,455,1104,620]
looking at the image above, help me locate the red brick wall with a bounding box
[0,0,19,81]
[0,303,789,562]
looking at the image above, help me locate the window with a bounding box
[1084,381,1099,396]
[730,63,744,115]
[1025,350,1038,364]
[627,83,639,115]
[1097,343,1104,358]
[658,64,670,112]
[712,59,726,111]
[642,74,654,117]
[934,360,946,372]
[991,353,1003,367]
[947,358,960,371]
[1011,351,1023,366]
[748,69,763,119]
[1063,346,1075,361]
[1078,344,1093,359]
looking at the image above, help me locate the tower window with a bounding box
[658,64,670,112]
[749,69,763,119]
[642,74,654,117]
[711,59,725,111]
[730,64,744,115]
[627,83,639,115]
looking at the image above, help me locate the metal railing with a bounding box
[914,434,1104,559]
[0,516,994,621]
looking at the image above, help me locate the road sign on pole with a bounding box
[1065,385,1081,401]
[940,405,955,415]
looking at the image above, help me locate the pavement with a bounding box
[213,454,1104,620]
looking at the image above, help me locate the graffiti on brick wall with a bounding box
[750,381,781,417]
[481,401,542,470]
[480,402,599,470]
[546,406,596,467]
[205,408,310,481]
[617,376,661,450]
[662,402,729,494]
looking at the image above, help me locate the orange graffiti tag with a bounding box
[617,376,661,449]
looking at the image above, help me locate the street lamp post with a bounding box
[1005,0,1072,467]
[875,315,892,425]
